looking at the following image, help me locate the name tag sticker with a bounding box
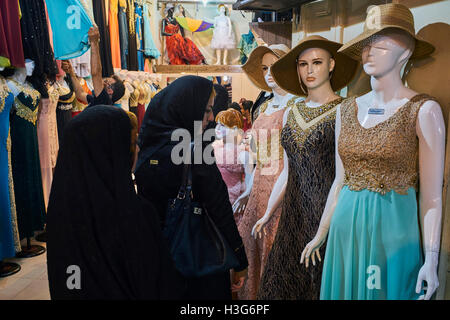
[150,160,159,165]
[368,108,385,115]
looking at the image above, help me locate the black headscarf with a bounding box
[212,84,229,118]
[136,75,213,171]
[46,106,181,300]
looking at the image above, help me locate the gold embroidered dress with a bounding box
[258,97,342,300]
[320,94,433,300]
[10,82,46,239]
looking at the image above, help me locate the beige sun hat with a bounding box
[241,44,291,92]
[271,35,359,97]
[338,3,435,61]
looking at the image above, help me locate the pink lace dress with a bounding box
[237,102,285,300]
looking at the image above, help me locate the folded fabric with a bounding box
[45,0,93,60]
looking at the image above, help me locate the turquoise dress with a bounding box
[0,86,18,259]
[320,94,433,300]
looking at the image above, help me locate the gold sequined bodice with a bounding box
[338,94,435,195]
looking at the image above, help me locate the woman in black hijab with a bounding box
[135,76,248,300]
[46,106,181,300]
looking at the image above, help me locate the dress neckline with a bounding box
[353,94,421,131]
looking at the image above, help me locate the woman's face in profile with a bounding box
[202,93,215,130]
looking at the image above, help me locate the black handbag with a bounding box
[163,146,240,278]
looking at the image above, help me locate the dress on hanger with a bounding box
[258,97,342,300]
[137,83,147,130]
[135,4,145,71]
[118,0,129,70]
[37,86,60,210]
[10,81,46,239]
[320,95,432,300]
[237,31,257,65]
[0,0,25,68]
[92,0,114,77]
[164,18,205,65]
[129,84,139,119]
[143,2,160,59]
[0,82,20,259]
[126,0,138,71]
[236,99,287,300]
[109,0,121,69]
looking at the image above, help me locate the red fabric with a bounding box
[0,0,25,67]
[137,103,145,130]
[164,21,204,65]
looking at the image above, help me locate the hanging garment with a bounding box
[56,79,76,141]
[238,31,257,65]
[36,85,59,210]
[320,95,433,300]
[126,0,138,71]
[109,0,121,69]
[143,2,160,59]
[72,78,91,117]
[118,0,129,70]
[45,0,93,60]
[10,81,46,239]
[258,97,342,300]
[92,0,114,77]
[135,4,144,71]
[236,99,287,300]
[69,49,91,78]
[0,0,25,68]
[46,106,183,299]
[19,0,58,98]
[0,82,20,259]
[164,19,205,65]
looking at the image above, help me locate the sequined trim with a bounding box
[339,94,436,195]
[0,79,10,113]
[57,103,73,111]
[15,97,38,125]
[7,131,21,253]
[295,98,342,123]
[9,80,40,106]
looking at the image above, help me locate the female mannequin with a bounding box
[7,60,46,244]
[211,5,236,65]
[213,109,252,225]
[301,4,443,300]
[234,44,294,299]
[256,36,358,300]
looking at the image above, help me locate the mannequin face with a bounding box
[219,6,226,15]
[25,59,35,76]
[296,48,335,92]
[215,122,227,140]
[261,52,279,89]
[361,32,414,77]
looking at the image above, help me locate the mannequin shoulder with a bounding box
[417,99,444,122]
[416,99,445,137]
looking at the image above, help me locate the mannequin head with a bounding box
[25,59,35,76]
[262,52,280,90]
[218,5,226,15]
[296,48,335,93]
[215,109,243,142]
[361,29,415,78]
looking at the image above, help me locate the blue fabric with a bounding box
[320,186,424,300]
[118,5,128,70]
[45,0,93,60]
[135,4,144,71]
[143,3,160,59]
[0,92,16,259]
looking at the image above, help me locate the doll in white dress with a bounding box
[210,4,236,65]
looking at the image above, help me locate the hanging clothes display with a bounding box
[0,80,20,260]
[45,0,93,60]
[9,80,46,239]
[126,0,138,71]
[109,0,122,69]
[92,0,114,77]
[56,79,76,141]
[237,31,258,65]
[135,4,145,71]
[69,49,91,79]
[19,0,58,98]
[118,0,129,70]
[0,0,25,68]
[143,1,160,59]
[72,78,91,117]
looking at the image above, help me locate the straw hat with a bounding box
[242,44,291,92]
[271,35,359,97]
[338,3,435,61]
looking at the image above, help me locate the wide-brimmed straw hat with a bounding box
[271,35,359,97]
[242,44,291,92]
[338,3,435,61]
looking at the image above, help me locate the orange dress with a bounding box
[109,0,121,69]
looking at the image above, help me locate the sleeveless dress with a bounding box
[237,100,285,300]
[10,83,46,239]
[164,18,205,65]
[0,82,20,259]
[210,15,236,50]
[258,97,342,300]
[320,94,433,300]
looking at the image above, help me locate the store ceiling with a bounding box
[232,0,315,12]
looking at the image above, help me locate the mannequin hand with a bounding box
[251,216,269,239]
[88,26,100,43]
[232,194,249,215]
[231,268,248,292]
[300,226,328,268]
[415,251,440,300]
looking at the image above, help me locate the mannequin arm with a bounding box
[415,100,445,300]
[161,19,172,37]
[232,166,255,215]
[301,104,345,268]
[227,17,232,37]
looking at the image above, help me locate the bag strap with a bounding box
[177,142,195,200]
